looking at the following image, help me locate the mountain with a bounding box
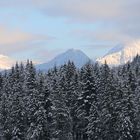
[0,55,15,70]
[36,49,91,71]
[96,40,140,66]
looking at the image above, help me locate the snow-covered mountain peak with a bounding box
[67,48,79,52]
[96,40,140,66]
[36,49,91,71]
[60,49,84,57]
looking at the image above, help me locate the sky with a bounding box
[0,0,140,64]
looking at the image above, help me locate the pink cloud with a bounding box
[0,26,52,45]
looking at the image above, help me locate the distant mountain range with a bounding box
[37,41,140,71]
[1,40,140,71]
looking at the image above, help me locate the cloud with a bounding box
[0,0,140,45]
[37,0,140,42]
[1,0,139,22]
[0,26,53,45]
[71,28,132,44]
[0,25,54,54]
[40,0,121,21]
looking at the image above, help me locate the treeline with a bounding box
[0,56,140,140]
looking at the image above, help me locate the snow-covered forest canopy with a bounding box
[0,55,140,140]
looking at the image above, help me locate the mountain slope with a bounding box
[0,55,15,70]
[36,49,91,71]
[96,41,140,66]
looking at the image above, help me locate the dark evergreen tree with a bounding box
[51,73,73,140]
[76,62,96,140]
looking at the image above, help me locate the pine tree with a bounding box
[9,63,25,140]
[51,73,73,140]
[76,62,96,140]
[23,61,39,140]
[87,63,101,140]
[116,64,137,140]
[93,62,119,140]
[35,75,52,140]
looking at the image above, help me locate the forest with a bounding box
[0,55,140,140]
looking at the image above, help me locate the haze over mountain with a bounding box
[0,55,15,70]
[96,40,140,66]
[36,49,91,71]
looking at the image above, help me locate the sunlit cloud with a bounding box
[0,25,55,55]
[0,26,53,45]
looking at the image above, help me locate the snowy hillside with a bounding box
[0,55,14,70]
[96,41,140,66]
[36,49,91,71]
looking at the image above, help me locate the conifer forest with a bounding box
[0,55,140,140]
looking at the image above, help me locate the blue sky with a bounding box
[0,0,140,64]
